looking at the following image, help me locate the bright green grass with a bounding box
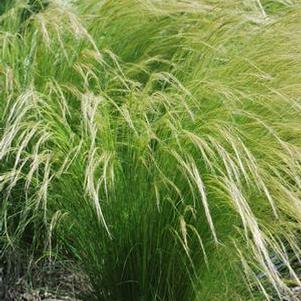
[0,1,301,300]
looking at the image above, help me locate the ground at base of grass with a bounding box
[0,259,89,301]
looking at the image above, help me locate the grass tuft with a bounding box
[0,1,301,300]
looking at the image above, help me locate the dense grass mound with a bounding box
[0,0,301,300]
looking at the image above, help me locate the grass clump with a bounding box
[0,0,301,300]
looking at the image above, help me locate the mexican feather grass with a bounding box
[0,0,301,300]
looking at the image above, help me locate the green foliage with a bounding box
[0,1,301,300]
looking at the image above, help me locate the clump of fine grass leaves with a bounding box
[0,0,301,300]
